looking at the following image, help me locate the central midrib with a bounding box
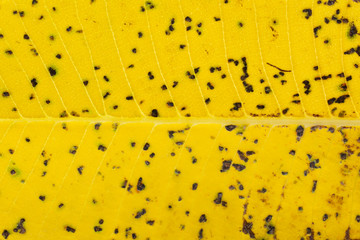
[1,117,360,126]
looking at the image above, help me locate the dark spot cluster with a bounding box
[238,57,253,93]
[327,95,350,105]
[344,45,360,56]
[185,67,199,80]
[302,80,311,95]
[134,208,146,218]
[213,192,227,207]
[302,9,312,19]
[313,25,322,38]
[165,18,175,35]
[184,16,203,35]
[13,218,26,234]
[69,145,78,155]
[141,1,155,11]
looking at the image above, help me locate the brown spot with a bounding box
[242,219,255,238]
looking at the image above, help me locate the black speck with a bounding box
[66,226,76,233]
[225,125,236,131]
[150,109,159,117]
[256,104,265,109]
[77,166,84,175]
[312,180,317,192]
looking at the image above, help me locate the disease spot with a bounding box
[199,214,207,223]
[225,125,236,131]
[23,34,30,40]
[66,26,72,32]
[98,145,107,151]
[2,91,10,97]
[39,195,46,201]
[2,230,9,239]
[103,92,110,99]
[340,152,347,160]
[150,109,159,117]
[296,125,304,140]
[313,26,322,38]
[264,86,271,94]
[148,71,154,80]
[94,226,102,232]
[69,146,78,154]
[221,160,232,172]
[143,143,150,150]
[348,22,358,38]
[5,50,13,55]
[214,192,223,204]
[232,163,246,172]
[303,9,312,19]
[135,208,146,218]
[48,67,57,76]
[65,226,76,233]
[137,177,145,191]
[77,166,84,175]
